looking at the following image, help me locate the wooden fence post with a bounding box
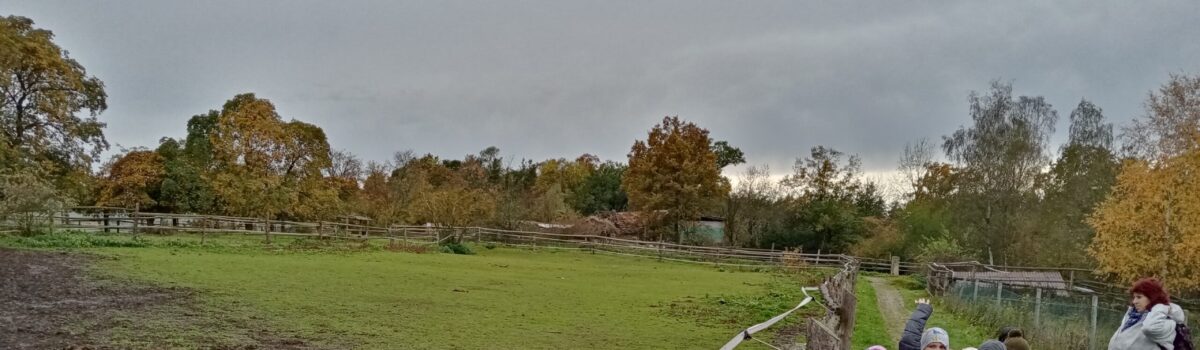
[838,280,857,349]
[996,282,1003,309]
[714,246,722,267]
[1034,288,1042,329]
[132,205,140,236]
[806,320,839,349]
[387,226,395,248]
[263,217,272,244]
[1089,294,1098,350]
[890,256,901,276]
[972,266,979,301]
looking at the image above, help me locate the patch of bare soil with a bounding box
[868,276,907,344]
[0,248,335,349]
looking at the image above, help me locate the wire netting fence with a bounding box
[940,277,1198,349]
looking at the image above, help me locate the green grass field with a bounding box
[3,232,820,349]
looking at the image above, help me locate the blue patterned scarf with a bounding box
[1122,308,1146,331]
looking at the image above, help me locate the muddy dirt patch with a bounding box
[0,248,333,349]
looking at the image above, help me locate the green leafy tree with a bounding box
[772,146,877,253]
[712,140,746,169]
[1016,100,1117,266]
[154,112,218,214]
[887,162,958,259]
[569,161,628,215]
[942,81,1057,262]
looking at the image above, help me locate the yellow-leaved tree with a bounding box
[207,94,336,221]
[1089,74,1200,291]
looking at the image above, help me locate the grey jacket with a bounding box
[900,303,933,350]
[1108,303,1187,350]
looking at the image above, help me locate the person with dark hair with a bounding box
[996,326,1014,342]
[1003,328,1029,350]
[1108,277,1187,349]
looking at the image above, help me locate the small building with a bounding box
[579,211,726,244]
[948,270,1090,296]
[685,216,725,244]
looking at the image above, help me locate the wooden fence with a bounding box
[803,256,860,350]
[859,256,920,275]
[6,208,876,271]
[7,207,920,276]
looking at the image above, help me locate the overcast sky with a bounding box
[7,0,1200,187]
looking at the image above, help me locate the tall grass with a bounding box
[941,294,1094,349]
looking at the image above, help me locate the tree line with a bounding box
[3,15,1199,291]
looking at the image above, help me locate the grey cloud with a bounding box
[6,0,1199,175]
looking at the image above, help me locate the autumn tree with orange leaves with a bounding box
[622,116,729,243]
[95,149,165,209]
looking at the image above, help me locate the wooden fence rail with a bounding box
[5,208,884,270]
[803,256,859,350]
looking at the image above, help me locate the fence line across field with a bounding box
[12,208,880,270]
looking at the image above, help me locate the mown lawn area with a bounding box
[2,232,816,349]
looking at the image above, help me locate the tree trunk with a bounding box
[675,221,682,245]
[1162,190,1172,279]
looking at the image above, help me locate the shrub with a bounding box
[0,170,74,235]
[780,248,810,275]
[10,232,149,248]
[915,236,973,264]
[441,242,474,255]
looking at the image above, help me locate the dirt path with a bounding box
[867,276,909,344]
[0,248,327,349]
